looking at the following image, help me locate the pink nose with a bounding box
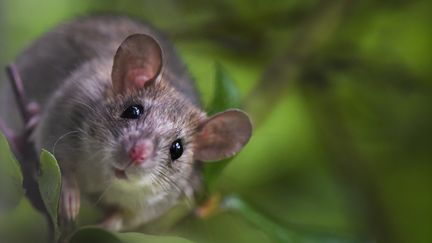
[128,139,153,164]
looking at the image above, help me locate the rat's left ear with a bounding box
[111,34,163,95]
[194,109,252,162]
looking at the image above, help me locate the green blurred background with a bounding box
[0,0,431,243]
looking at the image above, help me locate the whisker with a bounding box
[52,130,82,157]
[93,181,114,206]
[156,165,195,209]
[68,97,102,116]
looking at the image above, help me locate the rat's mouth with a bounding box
[114,168,128,180]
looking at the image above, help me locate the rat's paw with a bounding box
[100,212,124,231]
[59,179,80,221]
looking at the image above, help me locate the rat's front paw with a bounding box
[59,178,80,221]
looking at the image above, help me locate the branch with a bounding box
[0,117,13,144]
[6,63,30,124]
[3,63,48,219]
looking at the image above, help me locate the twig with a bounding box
[0,118,20,162]
[0,117,13,141]
[3,63,51,241]
[5,63,30,124]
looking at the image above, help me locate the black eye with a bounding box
[170,139,183,160]
[121,104,144,119]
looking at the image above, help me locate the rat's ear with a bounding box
[194,109,252,162]
[111,34,163,94]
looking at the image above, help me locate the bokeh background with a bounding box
[0,0,431,243]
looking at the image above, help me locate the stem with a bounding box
[5,63,29,124]
[3,63,52,240]
[221,195,364,243]
[0,117,13,142]
[221,195,297,243]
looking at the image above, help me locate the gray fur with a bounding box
[3,16,205,229]
[1,15,252,230]
[17,15,201,108]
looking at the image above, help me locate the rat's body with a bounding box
[1,16,252,231]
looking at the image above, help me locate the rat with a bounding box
[0,15,252,231]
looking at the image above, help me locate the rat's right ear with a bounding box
[111,34,163,95]
[194,109,252,162]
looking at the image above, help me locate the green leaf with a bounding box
[38,149,61,239]
[0,197,48,243]
[208,62,242,115]
[69,227,193,243]
[69,227,121,243]
[222,195,362,243]
[222,195,297,243]
[0,132,24,210]
[117,232,193,243]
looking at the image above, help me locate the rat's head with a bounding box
[85,34,252,187]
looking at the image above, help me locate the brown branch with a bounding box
[0,117,13,142]
[3,63,49,232]
[6,63,30,124]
